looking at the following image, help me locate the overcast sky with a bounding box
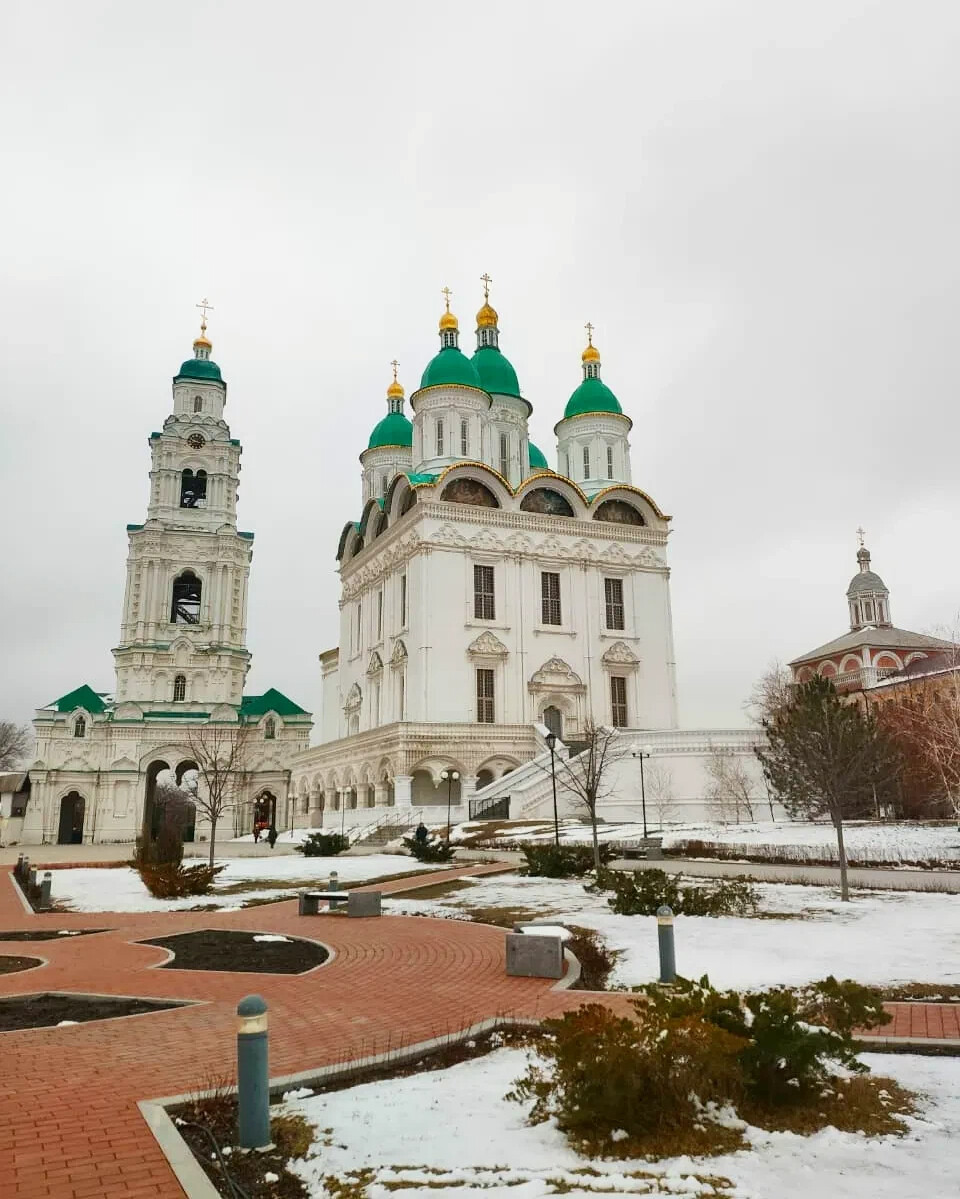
[2,1,959,737]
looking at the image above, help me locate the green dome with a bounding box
[419,346,484,391]
[528,442,549,470]
[176,358,223,382]
[471,346,521,398]
[367,411,413,450]
[563,377,622,419]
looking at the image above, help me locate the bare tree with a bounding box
[542,719,629,870]
[744,660,793,726]
[183,725,253,866]
[0,722,31,771]
[646,761,678,827]
[704,745,757,823]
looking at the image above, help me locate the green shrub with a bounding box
[590,867,757,916]
[133,825,184,868]
[298,832,349,857]
[402,836,457,863]
[137,862,224,898]
[519,842,615,878]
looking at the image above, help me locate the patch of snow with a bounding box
[263,1170,279,1183]
[282,1087,314,1101]
[56,1020,78,1027]
[253,934,290,943]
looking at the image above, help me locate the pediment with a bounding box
[367,651,384,676]
[602,641,640,667]
[529,656,585,692]
[344,683,362,712]
[108,755,139,772]
[390,639,408,667]
[467,630,509,659]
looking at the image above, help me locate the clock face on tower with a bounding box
[187,433,206,450]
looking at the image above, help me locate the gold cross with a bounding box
[480,272,493,301]
[584,321,594,344]
[856,526,866,548]
[390,358,399,382]
[441,286,453,311]
[195,297,214,334]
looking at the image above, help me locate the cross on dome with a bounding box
[857,526,866,548]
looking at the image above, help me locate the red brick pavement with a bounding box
[1,865,956,1198]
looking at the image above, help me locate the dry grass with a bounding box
[882,982,960,1002]
[740,1074,916,1137]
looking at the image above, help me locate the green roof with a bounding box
[240,687,309,718]
[563,377,623,419]
[126,523,144,532]
[48,684,109,714]
[367,411,413,450]
[528,442,549,470]
[406,471,437,485]
[238,531,255,540]
[471,346,522,398]
[419,347,484,391]
[176,358,223,383]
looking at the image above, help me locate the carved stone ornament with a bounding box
[390,639,408,668]
[528,657,586,694]
[366,651,383,677]
[466,630,509,659]
[601,641,640,667]
[343,683,362,713]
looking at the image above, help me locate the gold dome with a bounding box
[439,309,459,332]
[194,334,212,350]
[387,378,405,398]
[581,343,600,363]
[476,302,499,329]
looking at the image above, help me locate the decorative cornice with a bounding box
[601,641,641,668]
[528,656,586,694]
[467,630,509,659]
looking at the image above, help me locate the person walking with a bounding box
[267,824,278,849]
[414,822,428,845]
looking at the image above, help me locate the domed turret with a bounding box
[418,287,485,390]
[528,442,549,471]
[563,326,621,418]
[470,274,523,400]
[361,362,414,503]
[847,534,891,629]
[176,304,223,383]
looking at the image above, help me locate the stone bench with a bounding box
[298,890,382,917]
[505,922,571,979]
[621,837,664,861]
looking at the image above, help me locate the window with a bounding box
[436,419,444,456]
[461,420,469,456]
[476,668,495,723]
[264,716,276,739]
[499,432,509,477]
[400,573,407,627]
[398,670,406,720]
[355,600,362,653]
[380,474,388,497]
[864,600,875,622]
[607,446,614,478]
[564,452,570,477]
[377,589,383,640]
[171,571,202,624]
[611,676,628,727]
[74,715,86,739]
[180,468,207,508]
[604,577,625,630]
[173,674,186,702]
[583,445,590,478]
[474,564,495,620]
[541,571,561,625]
[193,395,203,412]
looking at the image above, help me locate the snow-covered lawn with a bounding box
[53,854,436,913]
[281,1045,960,1198]
[386,873,960,990]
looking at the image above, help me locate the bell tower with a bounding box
[112,304,253,712]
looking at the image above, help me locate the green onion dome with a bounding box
[528,441,549,470]
[419,346,485,390]
[563,376,622,418]
[176,357,223,382]
[368,410,413,450]
[471,345,522,398]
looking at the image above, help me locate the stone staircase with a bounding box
[349,809,425,849]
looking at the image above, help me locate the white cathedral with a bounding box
[13,286,764,848]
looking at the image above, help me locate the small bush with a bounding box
[402,836,457,863]
[137,862,224,898]
[519,842,615,878]
[565,926,617,990]
[133,827,184,868]
[591,867,757,916]
[298,832,349,857]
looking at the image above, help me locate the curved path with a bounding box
[2,866,957,1199]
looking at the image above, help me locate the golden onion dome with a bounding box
[387,377,405,398]
[439,309,459,332]
[476,302,499,329]
[194,334,213,350]
[581,342,600,363]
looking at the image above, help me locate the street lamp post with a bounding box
[544,732,560,846]
[441,769,460,843]
[632,744,653,839]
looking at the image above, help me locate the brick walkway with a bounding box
[1,866,957,1198]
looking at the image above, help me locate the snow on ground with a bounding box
[385,873,960,990]
[283,1045,960,1199]
[53,854,435,913]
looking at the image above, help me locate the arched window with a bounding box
[171,571,202,624]
[74,715,86,738]
[582,445,591,478]
[180,469,207,508]
[440,478,500,508]
[400,490,417,516]
[594,499,645,526]
[520,488,574,516]
[173,674,186,702]
[193,395,203,412]
[264,717,276,740]
[436,419,445,456]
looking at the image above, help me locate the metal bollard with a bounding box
[39,872,52,910]
[15,854,23,880]
[20,857,29,884]
[657,905,676,984]
[236,995,271,1149]
[28,868,37,894]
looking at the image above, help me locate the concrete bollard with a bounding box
[657,905,676,983]
[28,868,37,895]
[39,872,52,910]
[15,854,23,881]
[328,870,343,909]
[19,857,29,884]
[236,995,270,1149]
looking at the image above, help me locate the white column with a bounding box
[374,782,389,807]
[394,775,413,807]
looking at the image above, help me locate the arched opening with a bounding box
[440,478,500,508]
[193,395,203,412]
[173,674,186,702]
[543,705,563,739]
[142,760,171,841]
[593,498,644,525]
[520,489,574,517]
[73,715,86,738]
[253,791,277,837]
[171,571,202,624]
[476,769,494,790]
[57,792,86,845]
[264,717,276,740]
[400,490,417,516]
[174,760,199,842]
[374,511,389,539]
[180,469,207,508]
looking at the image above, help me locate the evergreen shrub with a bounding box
[298,832,349,857]
[137,862,224,898]
[402,836,456,863]
[519,843,615,878]
[590,867,757,916]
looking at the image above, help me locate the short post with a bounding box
[328,870,342,909]
[236,995,270,1149]
[28,868,37,895]
[657,905,676,984]
[39,872,52,910]
[20,857,29,884]
[15,854,23,880]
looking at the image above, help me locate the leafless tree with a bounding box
[0,721,31,771]
[183,725,253,866]
[543,719,629,870]
[646,761,678,827]
[704,745,757,823]
[744,660,793,726]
